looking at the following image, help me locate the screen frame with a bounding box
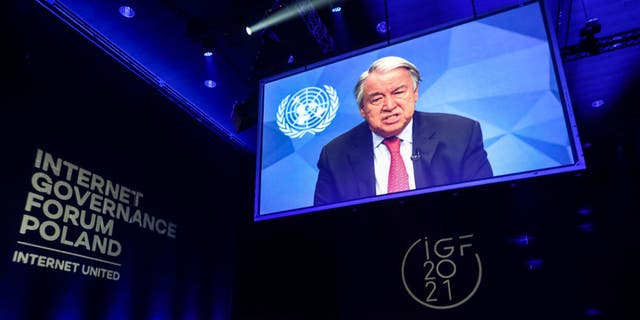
[254,0,586,221]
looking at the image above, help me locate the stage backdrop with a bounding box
[1,2,253,319]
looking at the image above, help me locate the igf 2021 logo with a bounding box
[401,234,482,310]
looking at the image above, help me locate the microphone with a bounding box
[411,150,421,161]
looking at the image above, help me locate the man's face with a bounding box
[360,67,418,138]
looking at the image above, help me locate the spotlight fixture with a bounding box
[526,259,543,271]
[584,308,603,317]
[577,207,593,215]
[591,99,604,108]
[511,234,533,247]
[331,0,343,13]
[577,222,595,233]
[580,18,601,38]
[201,35,216,57]
[376,21,388,34]
[245,0,336,39]
[579,17,601,54]
[118,6,135,18]
[204,80,217,88]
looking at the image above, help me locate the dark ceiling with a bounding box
[28,0,640,151]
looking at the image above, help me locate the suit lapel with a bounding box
[347,123,375,197]
[413,113,440,188]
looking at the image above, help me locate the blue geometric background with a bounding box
[258,3,576,216]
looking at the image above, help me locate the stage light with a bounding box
[580,18,601,38]
[526,259,543,271]
[584,308,603,317]
[287,54,294,64]
[332,6,342,13]
[204,80,217,88]
[246,0,337,36]
[511,234,532,247]
[201,36,216,57]
[376,21,388,34]
[591,99,604,108]
[577,222,595,233]
[118,6,135,19]
[577,207,592,215]
[579,17,601,54]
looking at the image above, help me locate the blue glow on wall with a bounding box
[512,234,533,247]
[54,281,85,320]
[105,281,132,320]
[527,258,543,270]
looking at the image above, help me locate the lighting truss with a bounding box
[294,0,335,54]
[561,27,640,62]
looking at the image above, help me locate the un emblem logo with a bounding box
[277,85,339,138]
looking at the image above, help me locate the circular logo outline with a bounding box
[401,238,483,310]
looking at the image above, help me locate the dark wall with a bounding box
[2,2,253,319]
[233,166,635,320]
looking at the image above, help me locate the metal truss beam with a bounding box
[561,27,640,62]
[294,0,335,55]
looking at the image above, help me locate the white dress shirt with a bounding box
[371,119,416,195]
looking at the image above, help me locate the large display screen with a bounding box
[254,1,585,221]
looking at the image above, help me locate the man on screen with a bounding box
[313,56,493,205]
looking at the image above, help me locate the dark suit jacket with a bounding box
[313,111,493,205]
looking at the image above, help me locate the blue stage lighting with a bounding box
[201,36,216,57]
[118,6,135,19]
[577,222,595,233]
[584,308,603,316]
[527,259,543,270]
[512,234,532,247]
[204,80,217,88]
[376,21,387,34]
[577,207,592,215]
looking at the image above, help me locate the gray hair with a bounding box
[354,56,422,107]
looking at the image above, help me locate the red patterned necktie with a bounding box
[382,137,409,193]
